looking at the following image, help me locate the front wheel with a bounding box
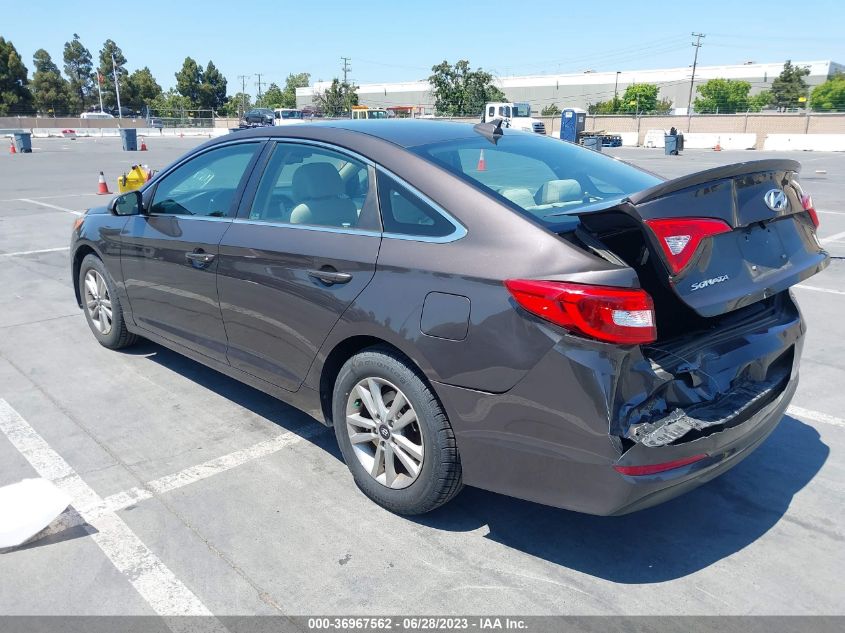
[333,348,463,514]
[79,254,137,349]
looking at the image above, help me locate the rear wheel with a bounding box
[79,254,137,349]
[333,348,463,514]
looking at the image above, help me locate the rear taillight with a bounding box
[801,194,820,228]
[504,280,656,345]
[645,218,732,274]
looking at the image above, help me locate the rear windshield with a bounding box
[410,132,661,225]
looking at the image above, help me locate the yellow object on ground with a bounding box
[117,165,148,193]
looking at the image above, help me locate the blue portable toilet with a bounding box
[560,108,587,143]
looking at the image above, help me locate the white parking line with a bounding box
[795,285,845,296]
[102,424,328,512]
[0,399,215,617]
[0,247,70,258]
[787,406,845,429]
[821,229,845,244]
[17,424,329,544]
[817,209,844,216]
[17,198,83,216]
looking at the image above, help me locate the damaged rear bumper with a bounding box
[432,293,803,516]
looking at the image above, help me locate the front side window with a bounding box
[411,134,661,224]
[377,172,457,238]
[150,143,258,217]
[248,143,373,229]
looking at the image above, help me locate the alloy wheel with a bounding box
[83,269,113,335]
[345,377,425,489]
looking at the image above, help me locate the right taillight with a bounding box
[645,217,732,274]
[801,194,820,228]
[504,279,656,345]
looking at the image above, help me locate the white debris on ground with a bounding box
[0,478,71,548]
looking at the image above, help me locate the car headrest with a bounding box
[536,179,582,204]
[499,188,537,209]
[292,162,344,200]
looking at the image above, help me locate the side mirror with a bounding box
[110,190,143,216]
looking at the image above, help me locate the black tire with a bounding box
[78,254,138,350]
[333,347,463,514]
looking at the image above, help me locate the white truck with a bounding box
[481,102,546,135]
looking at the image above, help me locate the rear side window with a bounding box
[150,143,258,217]
[377,173,456,239]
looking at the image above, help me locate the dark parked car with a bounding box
[242,108,275,126]
[70,121,828,515]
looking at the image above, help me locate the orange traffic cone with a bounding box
[714,137,722,152]
[9,141,16,154]
[140,138,148,151]
[477,149,487,172]
[97,171,111,195]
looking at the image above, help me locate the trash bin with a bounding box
[677,133,685,152]
[119,128,138,151]
[13,132,32,153]
[664,134,679,155]
[582,136,602,152]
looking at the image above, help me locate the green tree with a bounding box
[588,98,620,114]
[428,59,506,117]
[620,83,659,114]
[0,37,34,115]
[175,57,203,106]
[281,72,310,108]
[97,39,128,108]
[199,61,227,111]
[255,83,284,108]
[31,49,70,115]
[693,79,751,114]
[315,78,358,117]
[63,34,93,113]
[221,92,252,118]
[771,60,810,110]
[125,67,162,113]
[541,104,561,116]
[749,90,773,112]
[149,88,193,118]
[810,73,845,112]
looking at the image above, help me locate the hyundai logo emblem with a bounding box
[764,189,788,212]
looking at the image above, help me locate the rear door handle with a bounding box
[185,250,216,267]
[308,269,352,285]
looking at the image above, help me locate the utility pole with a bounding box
[255,73,263,99]
[341,57,351,84]
[687,32,705,131]
[614,71,621,109]
[340,57,352,115]
[237,75,250,118]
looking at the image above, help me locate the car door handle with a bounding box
[185,251,216,266]
[308,269,352,285]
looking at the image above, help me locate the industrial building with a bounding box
[295,60,844,115]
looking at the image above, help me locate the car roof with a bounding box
[225,119,480,149]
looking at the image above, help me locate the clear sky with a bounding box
[3,0,843,95]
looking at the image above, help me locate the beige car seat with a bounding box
[289,162,358,227]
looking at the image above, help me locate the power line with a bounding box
[687,32,706,129]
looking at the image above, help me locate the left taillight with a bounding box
[645,217,732,274]
[504,279,657,345]
[801,194,820,228]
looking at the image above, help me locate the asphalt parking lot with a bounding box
[1,135,843,618]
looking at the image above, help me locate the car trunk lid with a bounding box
[574,159,828,319]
